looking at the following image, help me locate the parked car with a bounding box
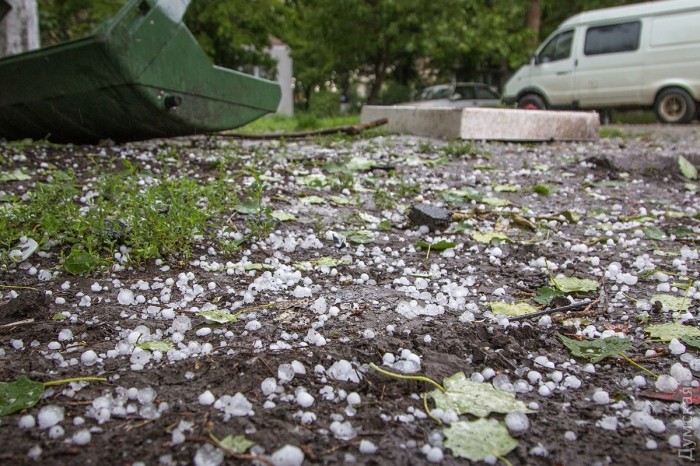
[503,0,700,124]
[400,82,501,108]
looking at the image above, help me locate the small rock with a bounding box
[408,204,451,230]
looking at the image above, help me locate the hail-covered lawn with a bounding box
[0,125,699,466]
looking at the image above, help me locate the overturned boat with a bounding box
[0,0,281,143]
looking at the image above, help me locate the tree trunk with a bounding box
[527,0,541,47]
[0,0,39,58]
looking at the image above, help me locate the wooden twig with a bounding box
[0,318,35,329]
[508,300,594,322]
[218,118,388,140]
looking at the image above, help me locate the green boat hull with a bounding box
[0,0,281,143]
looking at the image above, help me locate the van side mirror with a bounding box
[531,54,538,65]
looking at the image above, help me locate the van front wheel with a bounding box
[518,94,546,110]
[655,88,696,124]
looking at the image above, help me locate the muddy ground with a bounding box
[0,124,699,465]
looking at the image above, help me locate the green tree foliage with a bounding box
[35,0,653,109]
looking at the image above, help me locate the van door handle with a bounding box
[557,71,572,75]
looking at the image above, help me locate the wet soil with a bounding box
[0,124,699,465]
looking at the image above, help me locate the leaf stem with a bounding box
[498,455,514,466]
[43,377,108,387]
[369,363,445,392]
[423,392,442,425]
[618,353,659,379]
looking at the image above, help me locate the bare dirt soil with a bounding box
[1,124,699,466]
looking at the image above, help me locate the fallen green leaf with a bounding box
[271,211,296,222]
[345,230,374,244]
[650,294,691,312]
[219,434,256,453]
[430,372,532,417]
[679,155,698,180]
[329,195,355,205]
[643,226,667,241]
[299,195,326,205]
[472,231,510,244]
[0,376,45,416]
[552,276,599,294]
[489,301,538,317]
[558,334,632,363]
[482,197,510,207]
[415,240,456,251]
[136,340,174,352]
[494,184,520,193]
[443,419,518,462]
[645,322,700,341]
[196,310,242,324]
[533,286,564,305]
[682,336,700,351]
[233,199,261,215]
[0,169,31,182]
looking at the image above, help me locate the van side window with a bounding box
[537,30,574,63]
[584,21,640,55]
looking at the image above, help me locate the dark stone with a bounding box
[407,203,451,230]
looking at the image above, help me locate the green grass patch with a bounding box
[236,113,360,134]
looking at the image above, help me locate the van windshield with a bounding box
[537,30,574,63]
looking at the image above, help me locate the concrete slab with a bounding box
[360,106,600,141]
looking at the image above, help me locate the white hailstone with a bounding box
[645,418,666,433]
[346,392,361,406]
[564,431,577,441]
[299,412,317,424]
[137,387,157,404]
[198,390,216,406]
[80,350,98,366]
[291,360,306,375]
[632,375,647,388]
[363,329,375,339]
[670,363,693,383]
[48,425,65,439]
[117,288,135,305]
[296,391,315,408]
[669,434,682,448]
[193,444,224,466]
[592,390,610,405]
[215,393,253,417]
[278,364,296,384]
[537,315,552,327]
[72,429,92,446]
[534,356,555,369]
[196,328,212,337]
[37,405,64,429]
[18,415,36,429]
[598,416,618,431]
[330,420,357,440]
[425,446,444,463]
[583,364,596,374]
[130,348,151,367]
[527,371,542,384]
[669,338,687,355]
[261,378,278,396]
[359,439,378,454]
[328,360,360,383]
[505,412,530,434]
[471,372,485,383]
[655,375,679,393]
[538,385,552,397]
[550,371,563,384]
[646,439,658,450]
[563,376,582,389]
[481,367,496,380]
[245,320,261,331]
[58,329,73,342]
[270,445,305,466]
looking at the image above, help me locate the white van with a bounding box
[503,0,700,123]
